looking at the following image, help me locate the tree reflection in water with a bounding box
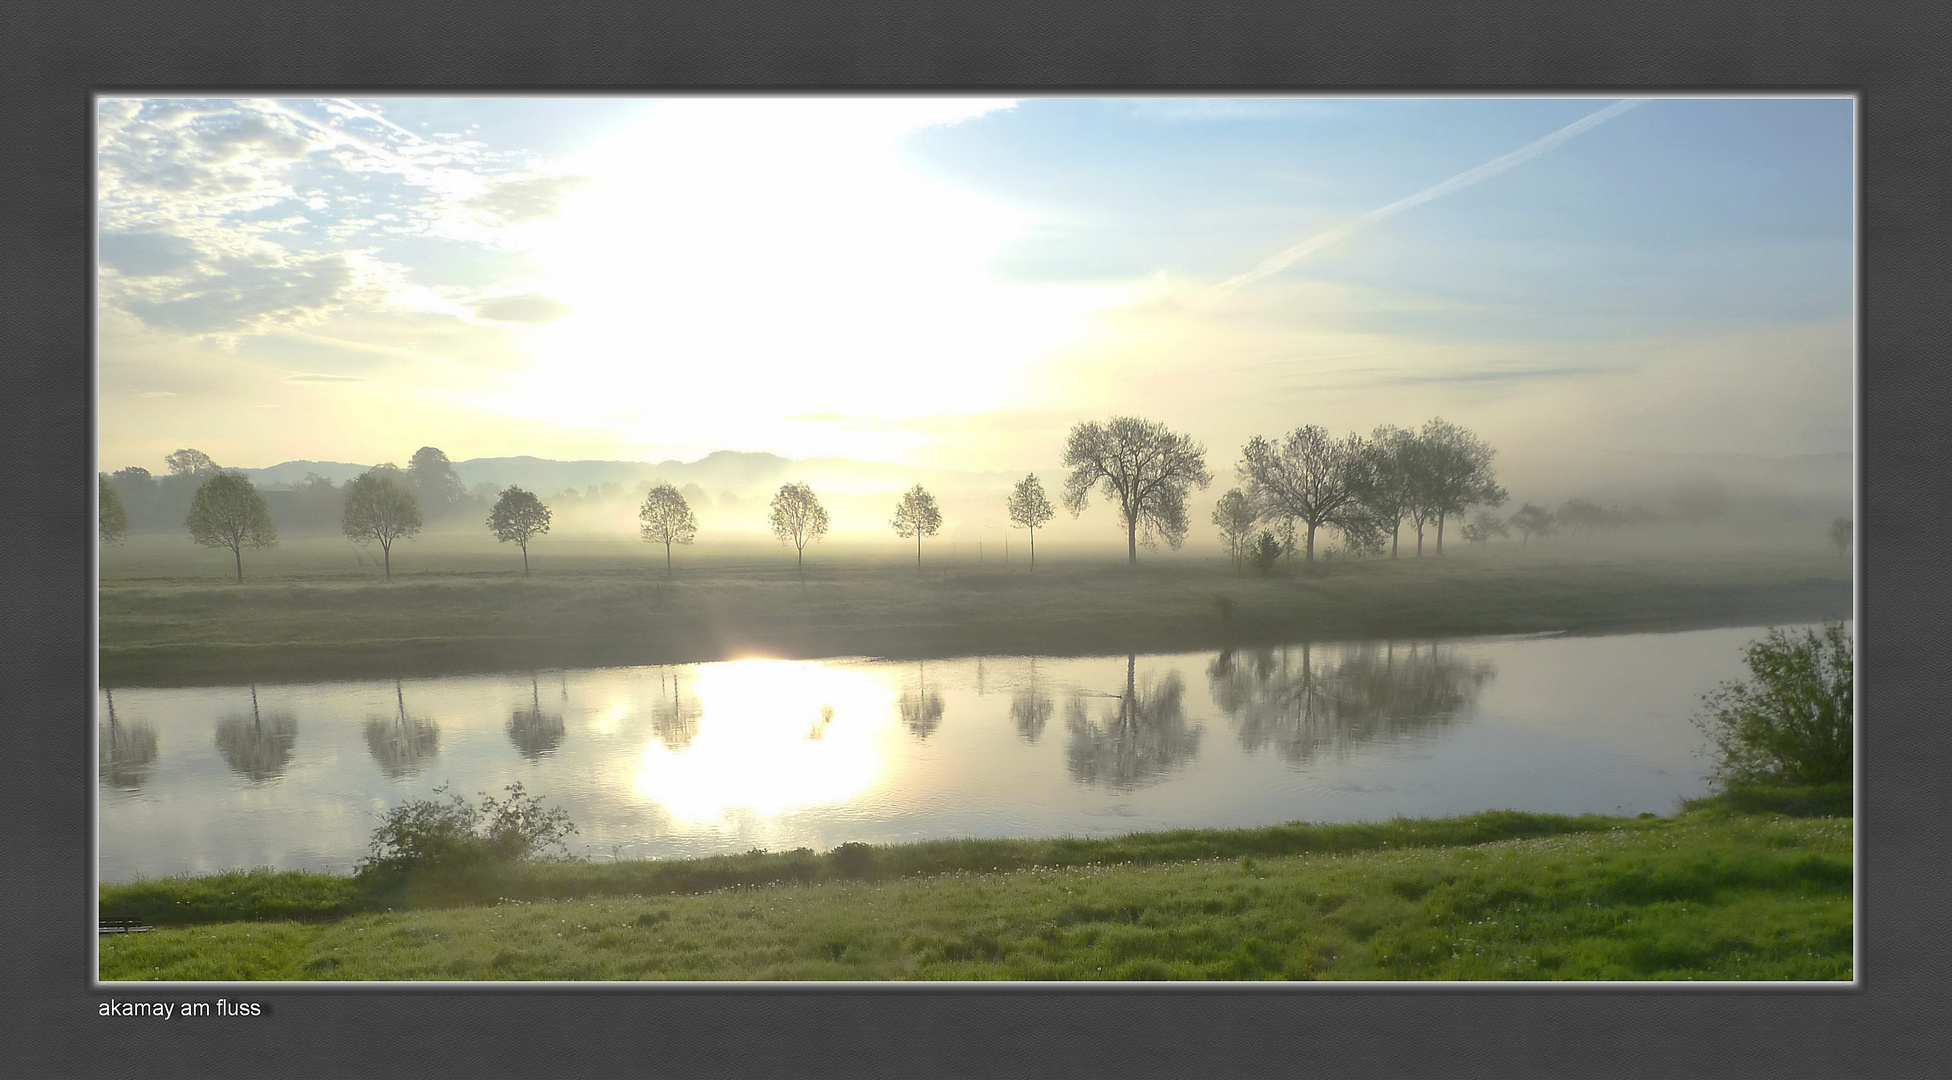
[1207,640,1495,764]
[363,679,440,778]
[99,688,159,790]
[1066,654,1203,790]
[213,684,297,782]
[652,667,701,749]
[899,661,945,739]
[508,673,567,759]
[1010,657,1054,743]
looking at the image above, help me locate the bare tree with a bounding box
[890,484,943,571]
[487,486,552,577]
[1237,426,1370,563]
[639,482,698,575]
[99,474,129,544]
[185,472,278,583]
[768,482,830,574]
[1357,424,1419,557]
[1211,488,1257,570]
[342,470,422,579]
[1460,509,1510,545]
[1006,473,1056,569]
[1061,416,1211,563]
[1412,419,1507,555]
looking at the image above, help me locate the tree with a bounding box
[1211,488,1257,570]
[1060,416,1211,563]
[342,470,422,579]
[109,466,159,529]
[639,482,698,575]
[768,482,830,573]
[487,486,552,577]
[1248,529,1283,574]
[890,484,943,571]
[1827,517,1851,559]
[407,446,467,519]
[1412,419,1507,555]
[1006,473,1056,569]
[1508,503,1556,545]
[185,472,277,583]
[1692,623,1852,787]
[165,448,218,476]
[1237,426,1371,563]
[1460,509,1509,545]
[98,474,130,544]
[1355,425,1419,557]
[1556,498,1610,538]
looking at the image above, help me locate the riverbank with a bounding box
[99,787,1852,981]
[98,543,1851,686]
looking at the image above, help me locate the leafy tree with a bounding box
[1237,426,1371,563]
[1508,503,1556,545]
[1412,419,1507,555]
[342,470,422,579]
[98,474,129,544]
[1693,623,1852,787]
[1827,517,1851,559]
[639,482,698,575]
[165,448,218,476]
[487,486,552,577]
[1460,509,1509,545]
[1006,473,1056,569]
[768,482,830,574]
[1061,416,1211,563]
[109,466,159,529]
[1556,498,1610,538]
[185,472,277,583]
[407,446,467,518]
[890,484,943,571]
[357,782,576,879]
[1248,529,1283,574]
[1211,488,1257,570]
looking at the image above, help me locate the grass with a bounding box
[99,534,1852,686]
[99,793,1852,981]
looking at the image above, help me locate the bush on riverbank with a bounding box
[1693,623,1852,786]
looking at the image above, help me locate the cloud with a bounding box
[120,252,367,335]
[473,294,571,323]
[98,231,202,277]
[462,174,592,226]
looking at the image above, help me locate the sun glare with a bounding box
[632,658,897,823]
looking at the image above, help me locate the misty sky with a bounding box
[97,95,1853,492]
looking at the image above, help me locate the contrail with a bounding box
[1214,98,1650,294]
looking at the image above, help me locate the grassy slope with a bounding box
[99,537,1851,686]
[99,793,1852,981]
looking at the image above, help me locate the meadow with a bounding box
[97,787,1852,981]
[98,529,1852,686]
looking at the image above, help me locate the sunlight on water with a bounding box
[633,659,897,823]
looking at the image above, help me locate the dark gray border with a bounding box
[11,2,1948,1077]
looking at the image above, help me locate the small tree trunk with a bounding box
[1416,520,1424,556]
[916,533,923,572]
[1127,516,1138,564]
[1435,513,1446,555]
[1305,521,1317,563]
[1391,520,1401,558]
[797,545,804,575]
[666,542,673,576]
[233,546,243,584]
[382,540,392,580]
[522,545,530,577]
[1029,528,1036,570]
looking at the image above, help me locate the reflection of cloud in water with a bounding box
[213,686,297,782]
[1208,641,1494,765]
[364,680,440,778]
[1066,655,1203,791]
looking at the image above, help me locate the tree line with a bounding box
[98,420,1848,581]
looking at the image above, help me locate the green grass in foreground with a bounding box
[100,791,1852,981]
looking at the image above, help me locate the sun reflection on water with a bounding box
[632,659,897,823]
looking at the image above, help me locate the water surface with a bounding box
[98,626,1789,882]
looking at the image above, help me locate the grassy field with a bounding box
[98,533,1851,686]
[97,788,1852,981]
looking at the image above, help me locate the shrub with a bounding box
[1693,623,1852,787]
[357,783,577,878]
[1248,531,1283,574]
